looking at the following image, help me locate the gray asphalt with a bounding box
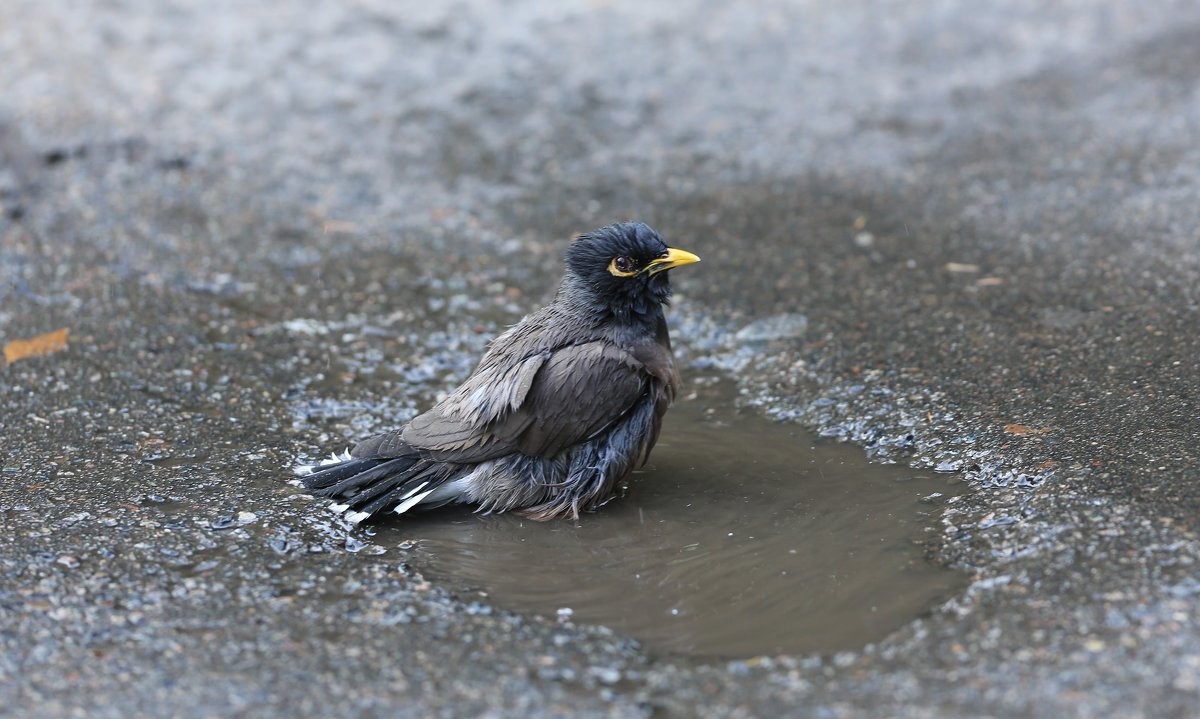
[2,1,1199,716]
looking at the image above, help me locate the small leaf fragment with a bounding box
[3,328,70,364]
[1004,423,1050,436]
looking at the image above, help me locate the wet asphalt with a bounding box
[2,1,1199,717]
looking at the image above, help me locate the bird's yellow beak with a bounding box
[645,247,701,275]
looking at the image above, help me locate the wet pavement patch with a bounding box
[372,378,965,660]
[7,2,1200,714]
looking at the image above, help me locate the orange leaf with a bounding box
[1004,423,1049,436]
[3,328,70,364]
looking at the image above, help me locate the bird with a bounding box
[294,221,700,523]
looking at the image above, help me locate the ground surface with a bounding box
[2,1,1199,717]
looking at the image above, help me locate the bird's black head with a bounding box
[562,222,700,323]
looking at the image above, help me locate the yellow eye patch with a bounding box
[607,257,638,277]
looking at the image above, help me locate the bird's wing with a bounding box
[401,349,549,453]
[358,340,650,463]
[352,349,548,460]
[509,340,650,458]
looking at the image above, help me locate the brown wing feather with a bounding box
[513,341,648,457]
[353,350,547,461]
[365,340,651,463]
[355,303,678,466]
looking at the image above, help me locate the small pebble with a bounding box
[589,667,621,685]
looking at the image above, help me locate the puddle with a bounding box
[374,377,966,660]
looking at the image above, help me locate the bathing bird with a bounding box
[295,221,700,523]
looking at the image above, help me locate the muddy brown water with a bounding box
[369,377,965,660]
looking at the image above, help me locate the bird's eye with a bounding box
[608,256,637,277]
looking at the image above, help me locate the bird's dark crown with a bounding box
[562,222,675,323]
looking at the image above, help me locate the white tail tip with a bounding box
[394,488,435,515]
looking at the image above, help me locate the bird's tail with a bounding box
[293,451,465,524]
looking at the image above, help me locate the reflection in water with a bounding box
[377,378,964,659]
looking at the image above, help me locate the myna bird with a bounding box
[295,222,700,522]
